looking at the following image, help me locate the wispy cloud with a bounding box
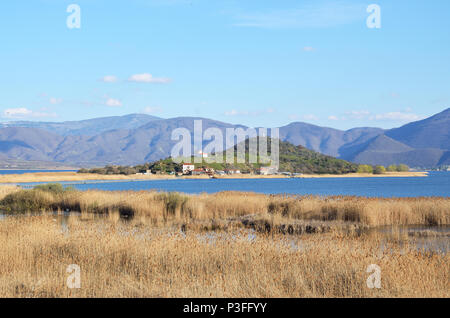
[142,106,163,114]
[345,110,371,120]
[49,97,63,105]
[224,109,247,116]
[328,109,422,122]
[135,0,196,7]
[372,112,421,121]
[302,46,316,52]
[105,98,122,107]
[233,2,365,29]
[289,114,319,121]
[128,73,171,84]
[2,107,57,119]
[100,75,118,83]
[303,114,319,121]
[224,108,274,116]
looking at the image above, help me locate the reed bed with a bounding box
[0,216,447,298]
[1,187,448,227]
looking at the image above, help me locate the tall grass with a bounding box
[0,187,448,227]
[0,216,447,297]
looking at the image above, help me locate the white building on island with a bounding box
[182,163,195,174]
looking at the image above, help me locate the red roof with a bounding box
[183,163,194,166]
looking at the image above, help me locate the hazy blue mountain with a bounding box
[385,108,450,149]
[438,151,450,165]
[278,122,384,157]
[50,117,246,166]
[339,108,450,167]
[0,113,161,136]
[0,127,64,161]
[0,109,448,168]
[341,134,445,167]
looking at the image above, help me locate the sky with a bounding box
[0,0,449,130]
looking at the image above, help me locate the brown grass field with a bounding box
[0,186,448,298]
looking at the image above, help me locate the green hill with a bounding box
[276,140,358,173]
[79,138,358,175]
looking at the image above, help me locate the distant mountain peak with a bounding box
[0,109,448,168]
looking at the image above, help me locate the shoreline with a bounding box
[0,171,428,184]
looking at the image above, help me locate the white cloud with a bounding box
[403,107,413,112]
[302,46,316,52]
[142,106,163,114]
[302,114,319,121]
[224,108,274,116]
[327,109,422,122]
[3,107,56,119]
[105,98,122,107]
[345,110,371,120]
[224,109,244,116]
[390,92,399,98]
[3,108,32,117]
[49,97,63,105]
[289,114,319,121]
[128,73,171,84]
[371,112,421,121]
[100,75,118,83]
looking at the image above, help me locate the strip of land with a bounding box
[0,171,428,184]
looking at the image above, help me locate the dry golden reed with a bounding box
[1,187,448,227]
[0,216,447,298]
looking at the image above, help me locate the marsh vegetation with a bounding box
[0,185,448,298]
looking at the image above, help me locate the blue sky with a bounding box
[0,0,449,129]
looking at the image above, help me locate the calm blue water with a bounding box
[0,170,77,175]
[21,171,449,198]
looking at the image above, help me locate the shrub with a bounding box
[156,192,189,216]
[357,165,373,174]
[373,165,386,174]
[0,190,54,213]
[33,183,66,194]
[387,165,397,172]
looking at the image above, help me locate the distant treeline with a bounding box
[357,164,410,174]
[78,158,182,175]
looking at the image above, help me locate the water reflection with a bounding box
[1,211,448,254]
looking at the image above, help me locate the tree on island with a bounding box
[373,165,386,174]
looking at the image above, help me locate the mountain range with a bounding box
[0,108,448,168]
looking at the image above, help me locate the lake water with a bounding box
[19,171,449,197]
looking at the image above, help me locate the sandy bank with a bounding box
[0,171,428,183]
